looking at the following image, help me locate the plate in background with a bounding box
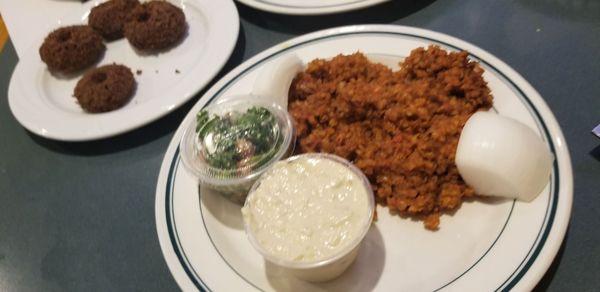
[236,0,390,15]
[8,0,239,141]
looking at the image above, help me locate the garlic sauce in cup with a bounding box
[242,153,374,282]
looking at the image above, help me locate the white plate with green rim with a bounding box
[8,0,239,141]
[155,25,573,291]
[236,0,390,15]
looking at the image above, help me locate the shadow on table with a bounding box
[533,230,569,291]
[28,26,248,156]
[237,0,437,34]
[517,0,600,22]
[589,144,600,162]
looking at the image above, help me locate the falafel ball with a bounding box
[39,25,105,74]
[124,1,187,51]
[89,0,140,40]
[74,64,136,113]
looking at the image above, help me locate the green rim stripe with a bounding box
[166,149,210,291]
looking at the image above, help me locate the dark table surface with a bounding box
[1,0,599,291]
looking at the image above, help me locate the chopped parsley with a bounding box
[196,106,281,172]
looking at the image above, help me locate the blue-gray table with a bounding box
[1,1,599,291]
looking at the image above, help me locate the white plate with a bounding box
[8,0,239,141]
[236,0,390,15]
[155,25,573,291]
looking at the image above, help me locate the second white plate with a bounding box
[236,0,390,15]
[8,0,239,141]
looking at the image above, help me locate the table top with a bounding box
[1,1,599,291]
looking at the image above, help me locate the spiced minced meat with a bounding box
[89,0,140,40]
[288,46,493,230]
[39,25,105,74]
[74,64,136,113]
[123,1,187,51]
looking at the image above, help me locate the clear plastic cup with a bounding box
[179,96,295,204]
[242,153,375,282]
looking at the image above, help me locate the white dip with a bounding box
[242,155,371,263]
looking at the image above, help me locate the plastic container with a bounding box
[179,96,295,204]
[242,153,375,282]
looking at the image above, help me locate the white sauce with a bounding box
[242,156,371,263]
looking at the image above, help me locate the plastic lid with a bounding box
[180,96,295,186]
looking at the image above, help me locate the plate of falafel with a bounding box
[8,0,239,141]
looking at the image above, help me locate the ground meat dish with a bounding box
[39,25,105,74]
[74,64,135,113]
[124,1,187,51]
[288,46,493,229]
[89,0,140,40]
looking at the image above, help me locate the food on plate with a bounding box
[74,64,135,113]
[179,98,295,203]
[456,112,553,201]
[124,0,187,51]
[288,46,493,229]
[39,25,105,74]
[89,0,140,40]
[195,106,282,171]
[242,153,374,282]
